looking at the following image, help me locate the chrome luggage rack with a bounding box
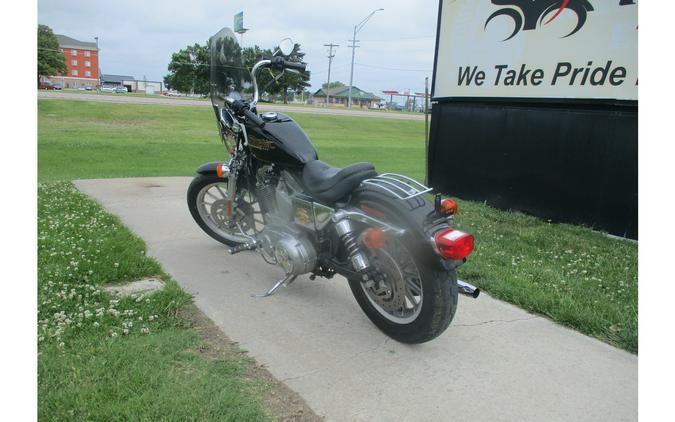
[361,173,432,200]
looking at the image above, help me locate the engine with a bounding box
[255,167,318,276]
[258,225,316,276]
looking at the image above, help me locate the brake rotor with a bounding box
[210,196,256,232]
[368,252,407,312]
[209,199,230,227]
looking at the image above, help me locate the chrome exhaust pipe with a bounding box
[457,280,480,298]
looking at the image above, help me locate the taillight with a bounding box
[434,228,474,260]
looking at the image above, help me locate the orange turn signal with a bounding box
[216,163,230,178]
[363,228,386,249]
[440,199,459,216]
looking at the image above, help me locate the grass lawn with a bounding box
[38,99,638,354]
[38,182,273,420]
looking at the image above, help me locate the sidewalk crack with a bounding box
[452,315,538,327]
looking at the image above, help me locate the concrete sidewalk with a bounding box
[75,177,637,422]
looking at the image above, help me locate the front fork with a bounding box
[224,163,238,222]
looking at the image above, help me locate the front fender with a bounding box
[196,161,226,177]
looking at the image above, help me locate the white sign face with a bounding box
[433,0,638,101]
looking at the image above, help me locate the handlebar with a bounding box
[269,56,307,72]
[225,97,265,127]
[225,56,307,127]
[242,108,264,127]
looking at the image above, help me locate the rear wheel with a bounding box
[187,174,264,246]
[347,192,458,343]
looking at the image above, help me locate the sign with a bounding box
[433,0,638,101]
[234,11,244,33]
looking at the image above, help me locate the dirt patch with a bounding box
[178,304,323,421]
[136,181,164,188]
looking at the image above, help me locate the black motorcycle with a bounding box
[188,27,478,343]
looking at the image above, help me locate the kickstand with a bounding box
[252,274,297,298]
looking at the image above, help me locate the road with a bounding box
[75,177,637,422]
[38,91,425,121]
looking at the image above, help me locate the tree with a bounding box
[242,45,274,98]
[164,43,210,95]
[166,39,310,103]
[37,24,66,86]
[242,43,310,103]
[322,81,345,90]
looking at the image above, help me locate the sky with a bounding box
[38,0,439,97]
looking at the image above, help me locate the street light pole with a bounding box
[348,8,383,109]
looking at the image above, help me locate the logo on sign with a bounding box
[484,0,595,41]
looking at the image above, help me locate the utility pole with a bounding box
[323,43,339,106]
[348,8,383,108]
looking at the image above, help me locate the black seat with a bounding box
[302,160,377,204]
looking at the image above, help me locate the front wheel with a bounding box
[187,174,264,246]
[347,191,458,343]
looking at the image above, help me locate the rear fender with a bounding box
[348,186,448,269]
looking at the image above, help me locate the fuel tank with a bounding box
[245,112,318,167]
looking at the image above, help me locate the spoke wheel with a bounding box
[346,191,458,344]
[361,240,423,324]
[188,175,265,246]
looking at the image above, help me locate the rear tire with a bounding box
[348,249,458,344]
[347,189,458,344]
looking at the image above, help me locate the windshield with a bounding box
[209,27,252,109]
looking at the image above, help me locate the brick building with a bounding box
[50,34,100,89]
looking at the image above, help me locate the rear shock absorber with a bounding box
[333,212,370,272]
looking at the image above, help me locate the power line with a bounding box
[356,62,431,72]
[359,35,436,42]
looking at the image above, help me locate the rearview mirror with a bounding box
[278,38,294,56]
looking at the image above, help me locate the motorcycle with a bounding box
[187,27,478,344]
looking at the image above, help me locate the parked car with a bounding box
[53,83,63,90]
[386,102,404,111]
[114,86,128,94]
[99,85,115,93]
[39,81,55,90]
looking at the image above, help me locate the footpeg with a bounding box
[228,242,257,255]
[252,274,297,298]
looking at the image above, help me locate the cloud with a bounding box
[38,0,439,95]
